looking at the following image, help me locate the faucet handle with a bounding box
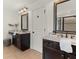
[61,34,63,37]
[71,35,75,39]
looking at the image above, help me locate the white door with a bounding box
[32,8,45,53]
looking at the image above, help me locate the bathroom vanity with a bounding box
[49,0,76,58]
[12,32,30,51]
[43,39,76,59]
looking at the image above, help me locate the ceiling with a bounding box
[4,0,52,14]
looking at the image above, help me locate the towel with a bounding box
[59,38,73,53]
[13,32,16,35]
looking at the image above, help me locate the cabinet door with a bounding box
[70,55,76,59]
[21,34,30,51]
[12,35,17,46]
[69,45,76,59]
[43,40,63,59]
[43,47,63,59]
[17,35,21,49]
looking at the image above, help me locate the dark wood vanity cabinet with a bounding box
[43,39,76,59]
[13,33,30,51]
[43,39,63,59]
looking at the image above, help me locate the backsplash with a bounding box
[52,33,76,39]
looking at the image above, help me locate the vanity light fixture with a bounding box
[54,0,61,3]
[19,7,28,14]
[23,7,27,12]
[54,0,69,4]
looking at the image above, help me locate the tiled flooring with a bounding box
[3,45,42,59]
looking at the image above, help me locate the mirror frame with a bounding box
[21,14,28,31]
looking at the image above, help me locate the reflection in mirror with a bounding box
[21,14,28,31]
[57,17,63,31]
[57,0,76,17]
[57,16,76,32]
[64,16,76,31]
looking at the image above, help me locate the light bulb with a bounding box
[23,8,27,12]
[18,7,28,14]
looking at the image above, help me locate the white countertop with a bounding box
[9,30,30,34]
[43,35,76,46]
[15,31,30,34]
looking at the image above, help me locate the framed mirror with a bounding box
[53,0,76,34]
[21,14,28,31]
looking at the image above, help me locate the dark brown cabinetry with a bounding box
[43,39,76,59]
[13,33,30,51]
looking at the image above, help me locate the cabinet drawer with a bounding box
[21,33,30,39]
[43,39,60,50]
[21,38,30,50]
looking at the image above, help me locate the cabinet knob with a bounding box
[32,32,35,34]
